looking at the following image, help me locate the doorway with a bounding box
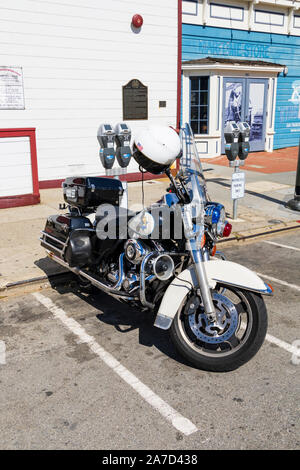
[222,77,268,153]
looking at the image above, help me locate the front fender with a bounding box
[154,260,272,330]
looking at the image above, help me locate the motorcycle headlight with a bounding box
[205,203,224,223]
[128,210,155,238]
[216,207,226,236]
[205,203,226,237]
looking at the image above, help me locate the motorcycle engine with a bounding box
[105,239,174,294]
[124,239,149,264]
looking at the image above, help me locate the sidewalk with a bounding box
[201,146,299,225]
[1,148,299,289]
[0,180,171,289]
[202,146,299,174]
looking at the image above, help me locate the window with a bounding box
[182,0,198,16]
[190,77,209,135]
[254,10,284,27]
[210,3,244,22]
[294,15,300,29]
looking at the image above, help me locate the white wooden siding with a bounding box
[0,0,178,183]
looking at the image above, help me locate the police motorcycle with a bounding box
[40,123,272,372]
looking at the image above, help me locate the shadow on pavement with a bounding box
[34,256,68,277]
[47,277,192,369]
[209,177,287,206]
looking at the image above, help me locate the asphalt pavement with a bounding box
[0,231,299,450]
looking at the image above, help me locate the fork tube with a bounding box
[202,247,210,261]
[188,238,216,321]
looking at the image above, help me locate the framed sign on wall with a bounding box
[0,67,25,110]
[123,79,148,120]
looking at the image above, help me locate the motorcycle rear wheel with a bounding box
[169,286,268,372]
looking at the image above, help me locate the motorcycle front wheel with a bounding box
[169,286,268,372]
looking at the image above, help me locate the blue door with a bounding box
[222,78,268,153]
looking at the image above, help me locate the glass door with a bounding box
[246,79,268,152]
[222,78,246,154]
[222,77,268,153]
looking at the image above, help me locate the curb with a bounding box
[0,271,74,297]
[1,220,299,295]
[217,220,300,247]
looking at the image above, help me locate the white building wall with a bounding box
[0,0,178,183]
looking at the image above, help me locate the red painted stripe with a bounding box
[176,0,182,172]
[0,128,36,133]
[0,68,22,76]
[0,193,40,209]
[177,0,182,133]
[38,171,169,189]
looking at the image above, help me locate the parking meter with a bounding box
[97,124,116,170]
[115,123,132,168]
[224,121,240,162]
[238,122,250,160]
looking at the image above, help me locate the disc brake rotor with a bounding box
[187,292,239,344]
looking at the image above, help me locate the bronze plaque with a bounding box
[123,79,148,120]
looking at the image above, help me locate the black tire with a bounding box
[170,287,268,372]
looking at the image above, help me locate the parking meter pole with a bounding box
[110,167,128,210]
[225,121,249,220]
[233,200,238,220]
[287,139,300,212]
[231,161,240,220]
[118,169,129,211]
[114,123,132,211]
[233,166,239,220]
[121,178,128,210]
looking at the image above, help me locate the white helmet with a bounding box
[133,125,182,174]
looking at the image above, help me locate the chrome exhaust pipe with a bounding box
[46,251,137,300]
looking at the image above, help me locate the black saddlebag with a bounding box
[65,229,94,267]
[62,176,124,211]
[41,214,93,266]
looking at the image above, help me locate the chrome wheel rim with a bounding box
[178,288,253,358]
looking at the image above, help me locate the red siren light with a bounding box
[132,14,143,28]
[223,222,232,238]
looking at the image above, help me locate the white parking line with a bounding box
[240,320,298,356]
[256,272,300,292]
[254,272,300,355]
[262,240,300,252]
[33,292,198,437]
[265,333,300,357]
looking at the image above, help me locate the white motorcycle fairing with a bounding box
[154,259,272,330]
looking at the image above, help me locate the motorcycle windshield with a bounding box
[179,123,208,216]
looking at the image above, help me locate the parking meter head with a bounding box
[224,121,240,162]
[224,121,240,142]
[115,123,132,168]
[238,122,250,140]
[97,124,116,170]
[237,122,251,160]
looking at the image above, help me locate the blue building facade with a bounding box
[182,0,300,156]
